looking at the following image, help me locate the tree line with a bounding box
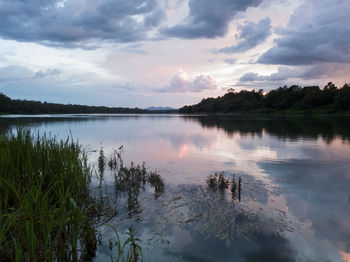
[179,82,350,114]
[0,93,147,114]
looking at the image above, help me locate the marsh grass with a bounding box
[124,227,142,262]
[98,146,106,181]
[0,128,104,261]
[97,147,165,217]
[207,173,241,201]
[108,226,142,262]
[0,127,164,261]
[231,175,242,202]
[206,172,229,192]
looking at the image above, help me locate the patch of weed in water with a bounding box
[207,172,241,201]
[102,146,165,216]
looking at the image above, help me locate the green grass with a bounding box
[108,226,142,262]
[106,147,165,201]
[0,128,163,261]
[0,128,98,261]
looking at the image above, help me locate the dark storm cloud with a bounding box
[217,17,271,54]
[258,0,350,65]
[0,0,165,47]
[160,0,264,39]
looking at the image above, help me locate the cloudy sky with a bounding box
[0,0,349,108]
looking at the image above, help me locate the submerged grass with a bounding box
[207,172,242,201]
[206,172,230,192]
[105,147,165,203]
[0,128,99,261]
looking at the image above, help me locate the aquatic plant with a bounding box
[98,146,106,174]
[154,181,292,247]
[238,176,242,202]
[116,163,165,216]
[218,172,230,191]
[108,225,123,262]
[108,147,165,209]
[206,174,218,191]
[0,128,98,261]
[108,226,143,262]
[206,172,230,192]
[231,175,237,195]
[124,227,143,262]
[207,172,242,201]
[148,172,165,199]
[108,146,124,171]
[0,128,149,261]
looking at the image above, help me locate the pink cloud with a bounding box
[161,69,217,93]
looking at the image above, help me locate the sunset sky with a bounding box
[0,0,349,108]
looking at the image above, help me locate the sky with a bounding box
[0,0,349,108]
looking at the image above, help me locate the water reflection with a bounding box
[183,115,350,143]
[1,114,350,261]
[2,114,350,142]
[102,171,301,262]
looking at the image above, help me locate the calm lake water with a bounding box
[1,114,350,262]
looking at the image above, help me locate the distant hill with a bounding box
[0,93,147,114]
[179,82,350,114]
[146,107,176,111]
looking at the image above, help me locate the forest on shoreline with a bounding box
[0,93,149,114]
[2,82,350,115]
[180,82,350,114]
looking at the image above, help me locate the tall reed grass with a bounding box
[0,128,159,261]
[0,128,97,261]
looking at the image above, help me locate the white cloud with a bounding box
[160,69,217,92]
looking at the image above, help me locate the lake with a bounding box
[1,114,350,262]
